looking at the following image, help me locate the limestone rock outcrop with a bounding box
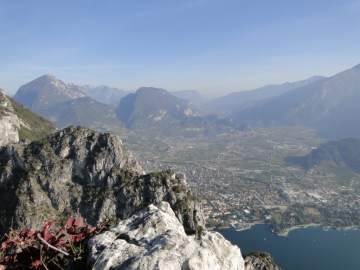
[88,201,245,270]
[244,252,282,270]
[0,126,204,235]
[0,88,20,146]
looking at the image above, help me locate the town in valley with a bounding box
[117,126,360,234]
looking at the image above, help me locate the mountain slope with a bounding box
[170,90,207,107]
[313,89,360,139]
[9,97,57,141]
[0,88,20,146]
[39,96,121,129]
[0,88,57,145]
[285,138,360,173]
[233,64,360,138]
[203,76,325,116]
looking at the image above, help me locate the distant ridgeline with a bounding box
[10,62,360,140]
[13,75,238,136]
[231,63,360,140]
[12,75,123,129]
[285,138,360,173]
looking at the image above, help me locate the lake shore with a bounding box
[276,224,359,236]
[210,222,359,236]
[276,223,321,236]
[216,223,360,270]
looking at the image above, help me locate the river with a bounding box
[216,224,360,270]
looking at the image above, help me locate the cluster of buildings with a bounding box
[129,129,360,229]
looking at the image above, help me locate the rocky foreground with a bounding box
[0,122,281,269]
[88,201,244,270]
[0,126,205,236]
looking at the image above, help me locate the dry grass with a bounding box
[306,207,321,216]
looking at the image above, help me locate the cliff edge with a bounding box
[0,126,204,236]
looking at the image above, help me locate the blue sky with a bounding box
[1,0,360,98]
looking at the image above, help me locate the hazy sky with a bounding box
[1,0,360,98]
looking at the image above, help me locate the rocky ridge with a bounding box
[88,201,244,270]
[0,126,204,236]
[244,252,281,270]
[232,63,360,139]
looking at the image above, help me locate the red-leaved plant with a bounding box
[0,216,108,269]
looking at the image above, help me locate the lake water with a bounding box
[216,224,360,270]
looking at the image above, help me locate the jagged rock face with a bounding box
[0,126,204,235]
[88,202,244,270]
[0,88,20,146]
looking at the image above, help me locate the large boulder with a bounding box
[88,202,244,270]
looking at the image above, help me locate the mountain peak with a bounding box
[13,75,86,111]
[42,74,56,79]
[136,87,168,95]
[116,87,201,131]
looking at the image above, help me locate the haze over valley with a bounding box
[2,1,360,269]
[8,62,360,237]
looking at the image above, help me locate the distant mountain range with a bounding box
[84,84,132,104]
[12,62,360,139]
[202,76,325,116]
[286,138,360,173]
[13,75,130,109]
[232,64,360,139]
[13,76,236,136]
[13,75,125,129]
